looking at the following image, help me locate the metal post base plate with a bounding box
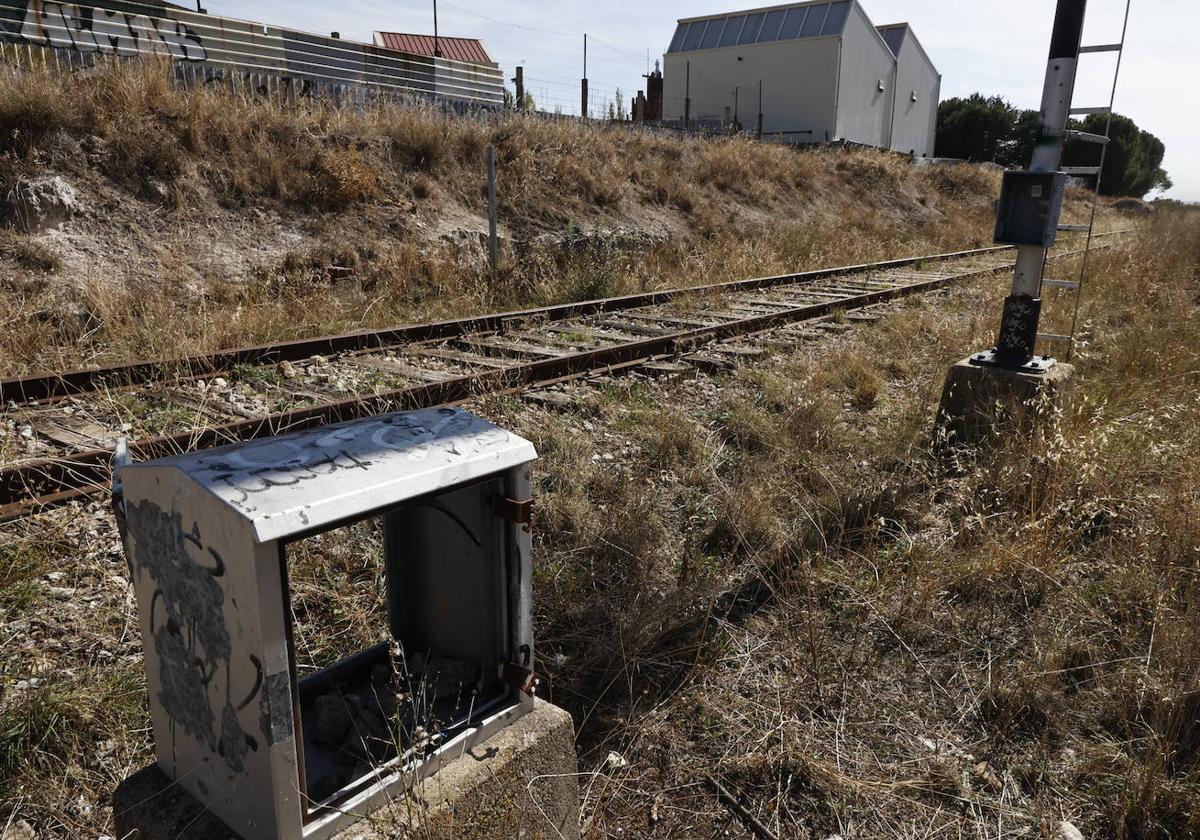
[968,350,1057,374]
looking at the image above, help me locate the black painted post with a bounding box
[990,0,1087,369]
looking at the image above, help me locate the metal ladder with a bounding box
[1037,0,1132,361]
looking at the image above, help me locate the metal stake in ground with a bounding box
[487,144,499,277]
[581,34,589,119]
[977,0,1089,373]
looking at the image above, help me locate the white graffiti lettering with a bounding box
[91,8,138,56]
[18,2,207,62]
[64,6,101,51]
[21,1,74,48]
[126,14,170,57]
[156,16,205,62]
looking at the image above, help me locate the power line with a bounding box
[437,0,650,60]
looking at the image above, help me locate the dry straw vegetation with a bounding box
[0,59,1103,377]
[1,58,1190,839]
[511,213,1199,839]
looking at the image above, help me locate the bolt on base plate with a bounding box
[968,350,1057,374]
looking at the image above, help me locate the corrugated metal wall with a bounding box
[662,38,841,140]
[833,2,896,148]
[889,32,940,157]
[0,0,502,106]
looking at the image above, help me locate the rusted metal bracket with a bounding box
[501,661,540,696]
[111,437,131,545]
[493,496,533,532]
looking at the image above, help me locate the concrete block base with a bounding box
[113,699,580,840]
[937,356,1075,448]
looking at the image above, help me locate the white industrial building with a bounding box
[663,0,941,155]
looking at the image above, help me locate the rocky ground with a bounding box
[5,219,1200,839]
[0,58,1189,840]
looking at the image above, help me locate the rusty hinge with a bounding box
[493,497,533,532]
[501,661,540,696]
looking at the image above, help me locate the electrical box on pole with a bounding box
[971,0,1088,373]
[994,171,1068,248]
[935,0,1134,447]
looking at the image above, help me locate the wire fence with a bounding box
[1,4,848,150]
[0,0,505,106]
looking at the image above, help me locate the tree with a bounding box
[607,89,627,121]
[935,95,1018,162]
[1061,113,1172,198]
[937,94,1171,198]
[1003,109,1040,168]
[503,88,537,113]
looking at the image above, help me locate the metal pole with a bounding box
[433,0,442,57]
[487,145,498,278]
[684,60,691,130]
[733,86,739,134]
[581,34,588,118]
[757,80,763,139]
[990,0,1087,368]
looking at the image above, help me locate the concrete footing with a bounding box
[937,356,1075,447]
[113,699,581,840]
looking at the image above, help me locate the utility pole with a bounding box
[514,66,524,111]
[684,60,691,130]
[757,79,763,139]
[432,0,442,57]
[581,34,588,119]
[978,0,1089,371]
[938,0,1100,448]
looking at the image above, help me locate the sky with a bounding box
[202,0,1199,201]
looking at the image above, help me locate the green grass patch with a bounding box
[0,664,147,802]
[0,543,52,619]
[109,393,199,436]
[233,362,285,387]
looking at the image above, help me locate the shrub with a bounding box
[307,147,380,210]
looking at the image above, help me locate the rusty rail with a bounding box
[0,235,1125,523]
[0,245,1020,405]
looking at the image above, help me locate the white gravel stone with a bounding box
[1057,821,1084,840]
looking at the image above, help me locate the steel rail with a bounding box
[0,245,1025,405]
[0,238,1122,524]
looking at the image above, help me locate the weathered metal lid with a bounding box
[120,407,536,543]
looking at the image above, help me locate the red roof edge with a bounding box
[373,31,494,66]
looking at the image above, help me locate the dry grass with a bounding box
[0,59,1117,377]
[0,216,1191,838]
[464,213,1195,838]
[0,57,1189,839]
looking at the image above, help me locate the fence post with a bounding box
[757,79,763,139]
[580,33,588,119]
[684,60,691,130]
[487,144,498,279]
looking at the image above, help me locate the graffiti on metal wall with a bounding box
[129,498,272,774]
[15,1,205,60]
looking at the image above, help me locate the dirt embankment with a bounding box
[0,59,1126,376]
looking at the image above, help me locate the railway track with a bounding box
[0,235,1123,523]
